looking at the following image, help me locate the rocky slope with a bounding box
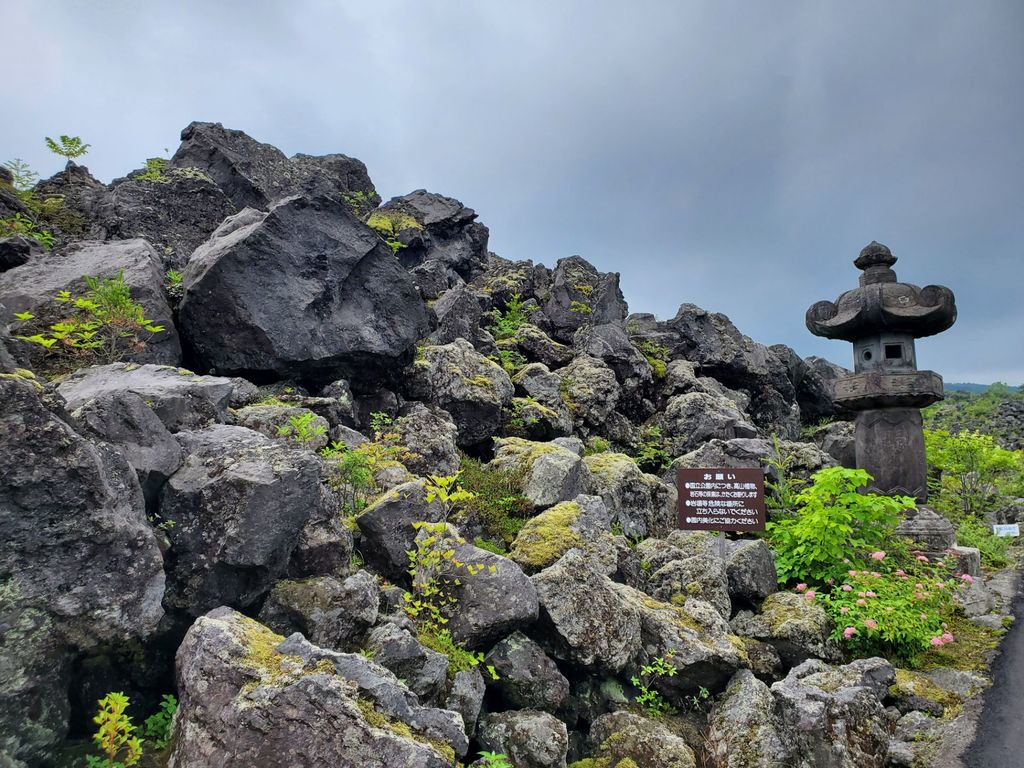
[0,122,1000,768]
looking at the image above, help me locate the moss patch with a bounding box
[510,500,583,570]
[356,698,456,763]
[913,612,1002,672]
[890,668,962,718]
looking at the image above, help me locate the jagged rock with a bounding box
[0,237,182,365]
[512,363,575,434]
[484,631,570,712]
[559,355,621,430]
[439,536,539,649]
[99,170,237,267]
[807,420,856,468]
[365,622,449,703]
[406,339,514,448]
[471,254,551,307]
[356,481,445,580]
[659,391,759,456]
[68,389,184,506]
[158,424,338,615]
[582,711,697,768]
[669,437,835,483]
[170,607,460,768]
[57,362,240,432]
[0,234,42,272]
[178,196,430,386]
[447,669,485,736]
[258,571,380,652]
[168,121,379,211]
[769,344,846,423]
[536,256,628,343]
[514,322,575,369]
[531,551,642,672]
[31,162,109,245]
[725,539,778,603]
[708,659,896,768]
[510,495,615,574]
[730,592,841,667]
[584,452,676,538]
[232,404,331,450]
[641,545,732,620]
[611,585,748,696]
[393,403,461,476]
[574,322,653,399]
[888,668,960,717]
[0,378,165,766]
[429,283,495,352]
[491,437,592,509]
[411,258,457,300]
[477,710,569,768]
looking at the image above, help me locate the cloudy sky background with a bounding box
[3,1,1021,383]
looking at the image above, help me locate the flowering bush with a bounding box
[821,550,964,661]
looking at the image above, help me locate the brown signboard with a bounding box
[677,467,766,532]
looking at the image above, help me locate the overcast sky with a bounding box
[2,1,1021,383]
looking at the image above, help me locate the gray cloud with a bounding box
[2,0,1021,382]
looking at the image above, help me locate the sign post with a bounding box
[676,468,766,553]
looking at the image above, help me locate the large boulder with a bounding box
[170,607,461,768]
[584,452,676,538]
[730,592,842,668]
[725,539,779,603]
[356,481,445,580]
[535,256,628,343]
[509,495,616,574]
[476,710,569,768]
[168,121,379,211]
[582,711,697,768]
[373,190,490,281]
[57,363,239,432]
[658,391,759,456]
[364,622,449,704]
[429,283,495,351]
[484,632,570,712]
[558,355,621,430]
[393,403,461,476]
[0,234,42,273]
[574,323,653,400]
[405,339,514,448]
[158,424,339,616]
[178,196,430,386]
[0,378,165,766]
[635,537,732,620]
[0,238,181,365]
[470,254,552,308]
[490,437,592,509]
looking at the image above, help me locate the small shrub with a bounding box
[276,411,326,447]
[637,340,670,380]
[568,299,592,314]
[767,467,914,585]
[457,456,533,545]
[925,428,1023,521]
[45,134,91,160]
[764,433,807,520]
[478,751,514,768]
[633,425,670,474]
[423,472,478,521]
[136,157,169,182]
[366,209,421,252]
[583,436,611,456]
[2,158,38,201]
[490,346,527,376]
[630,654,678,717]
[956,516,1011,568]
[87,692,142,768]
[486,293,535,340]
[417,625,499,680]
[0,212,55,249]
[141,694,177,750]
[321,443,375,515]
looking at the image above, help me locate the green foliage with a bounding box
[478,751,514,768]
[141,694,177,750]
[366,209,421,252]
[370,410,393,437]
[87,692,142,768]
[417,625,499,680]
[632,425,670,474]
[490,346,527,376]
[767,467,914,585]
[276,411,327,446]
[423,472,478,520]
[456,456,533,545]
[630,654,678,717]
[637,340,669,380]
[568,299,592,314]
[45,134,91,160]
[0,212,55,249]
[924,428,1023,521]
[321,443,376,515]
[473,537,507,555]
[486,293,535,340]
[165,269,183,287]
[764,434,807,519]
[823,554,962,662]
[956,516,1011,568]
[14,271,165,370]
[583,436,611,456]
[3,158,38,198]
[136,157,168,182]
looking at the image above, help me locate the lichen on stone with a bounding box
[509,499,583,570]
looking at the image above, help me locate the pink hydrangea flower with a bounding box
[895,569,906,577]
[865,591,877,598]
[842,584,853,592]
[856,598,867,606]
[870,551,886,561]
[840,606,850,614]
[804,591,816,601]
[961,573,975,584]
[942,632,955,643]
[871,572,882,578]
[864,619,877,629]
[915,583,925,590]
[857,592,866,598]
[848,570,858,577]
[917,555,930,562]
[930,637,943,646]
[843,627,857,639]
[795,583,807,593]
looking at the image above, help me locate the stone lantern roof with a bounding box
[805,242,957,342]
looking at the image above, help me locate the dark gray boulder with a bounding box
[0,234,42,272]
[158,424,334,616]
[582,711,697,768]
[393,403,461,476]
[536,256,628,343]
[429,283,496,352]
[0,378,165,766]
[168,121,379,211]
[356,481,445,580]
[0,238,182,365]
[169,607,460,768]
[57,363,238,432]
[446,669,485,737]
[470,254,552,308]
[365,622,449,704]
[658,391,759,456]
[178,195,430,386]
[375,190,490,281]
[730,592,842,668]
[484,631,570,712]
[725,538,779,603]
[477,710,569,768]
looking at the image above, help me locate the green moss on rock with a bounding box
[510,499,583,570]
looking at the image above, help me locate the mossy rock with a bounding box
[509,499,584,571]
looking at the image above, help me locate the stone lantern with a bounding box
[805,242,957,545]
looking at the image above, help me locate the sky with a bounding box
[2,1,1021,383]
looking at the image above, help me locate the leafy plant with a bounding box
[633,425,670,474]
[321,443,376,515]
[45,134,91,160]
[276,411,327,446]
[486,293,535,340]
[637,340,669,379]
[568,299,592,314]
[925,429,1023,521]
[630,654,678,717]
[457,456,533,545]
[0,212,55,249]
[417,625,499,680]
[141,694,177,750]
[87,692,142,768]
[767,467,914,585]
[366,209,421,252]
[136,157,169,182]
[14,271,165,369]
[583,436,611,456]
[764,434,807,519]
[490,346,527,376]
[369,410,394,437]
[956,516,1011,568]
[478,751,514,768]
[3,158,38,200]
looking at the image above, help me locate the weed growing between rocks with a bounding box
[87,692,142,768]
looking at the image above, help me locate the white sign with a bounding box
[992,524,1020,537]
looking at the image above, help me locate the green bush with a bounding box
[87,692,142,768]
[767,467,914,585]
[456,456,532,545]
[632,425,670,474]
[486,293,535,340]
[956,516,1011,568]
[925,428,1023,521]
[141,694,177,750]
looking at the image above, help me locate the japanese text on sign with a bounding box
[676,467,766,532]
